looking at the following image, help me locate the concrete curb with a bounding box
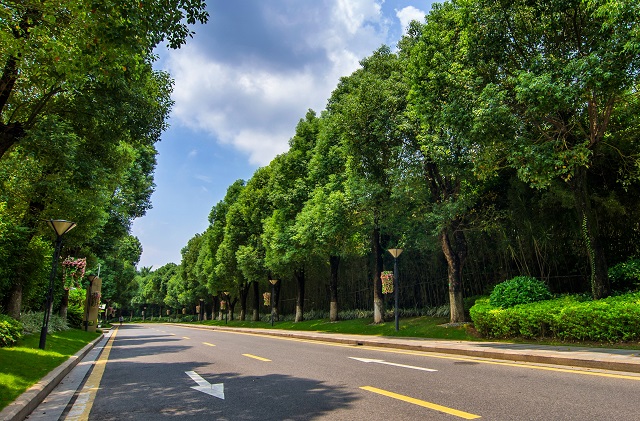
[176,324,640,374]
[0,333,104,421]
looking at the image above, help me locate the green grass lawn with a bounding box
[0,329,100,411]
[196,316,476,341]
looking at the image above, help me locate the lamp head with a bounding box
[269,279,278,285]
[47,219,77,237]
[387,248,403,258]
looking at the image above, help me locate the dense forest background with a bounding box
[2,0,639,325]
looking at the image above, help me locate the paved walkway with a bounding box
[3,325,640,420]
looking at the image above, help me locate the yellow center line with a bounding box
[65,327,119,421]
[243,353,271,362]
[361,386,481,419]
[182,336,190,339]
[203,342,216,347]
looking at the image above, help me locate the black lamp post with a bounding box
[387,248,403,332]
[269,280,277,326]
[223,292,229,324]
[40,219,77,350]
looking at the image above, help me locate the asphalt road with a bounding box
[77,324,639,420]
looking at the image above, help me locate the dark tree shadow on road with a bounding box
[91,362,359,420]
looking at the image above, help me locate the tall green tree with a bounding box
[329,47,407,323]
[263,111,319,322]
[470,0,640,298]
[234,166,273,321]
[0,0,207,158]
[404,2,492,322]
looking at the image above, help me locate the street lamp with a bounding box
[223,291,229,324]
[40,219,77,350]
[387,248,403,332]
[269,280,278,326]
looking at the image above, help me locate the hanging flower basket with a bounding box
[220,300,227,310]
[62,257,86,289]
[263,292,271,306]
[381,271,394,294]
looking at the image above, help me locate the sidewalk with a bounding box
[3,325,640,420]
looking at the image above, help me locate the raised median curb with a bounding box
[0,333,104,421]
[177,324,640,374]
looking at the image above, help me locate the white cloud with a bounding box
[396,6,426,33]
[160,0,391,167]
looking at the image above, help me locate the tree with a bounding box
[263,111,319,322]
[234,166,274,321]
[0,64,172,316]
[0,0,207,158]
[328,47,407,323]
[293,114,365,321]
[470,0,640,298]
[403,2,492,323]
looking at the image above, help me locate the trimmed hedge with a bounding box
[470,292,640,342]
[0,314,23,347]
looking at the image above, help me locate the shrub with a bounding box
[20,311,69,335]
[489,276,552,309]
[0,314,23,347]
[470,292,640,342]
[608,258,640,292]
[66,305,85,329]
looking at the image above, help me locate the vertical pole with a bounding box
[40,236,62,350]
[271,283,275,327]
[394,256,399,332]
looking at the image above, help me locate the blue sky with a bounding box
[131,0,436,269]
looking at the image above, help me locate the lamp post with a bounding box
[40,219,77,350]
[269,280,278,326]
[387,248,403,332]
[223,292,229,324]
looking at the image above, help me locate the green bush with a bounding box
[470,292,640,342]
[20,311,69,335]
[0,314,23,347]
[489,276,552,308]
[608,258,640,292]
[66,305,85,329]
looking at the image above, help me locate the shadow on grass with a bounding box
[0,329,99,410]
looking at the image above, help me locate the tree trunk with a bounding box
[571,167,610,299]
[441,224,467,323]
[273,280,281,321]
[295,268,305,322]
[329,255,340,322]
[59,288,69,320]
[373,227,384,324]
[7,282,22,319]
[252,281,260,321]
[228,297,237,321]
[239,283,249,321]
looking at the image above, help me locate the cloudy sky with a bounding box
[131,0,435,269]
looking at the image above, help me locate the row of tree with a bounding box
[134,0,640,324]
[0,1,208,318]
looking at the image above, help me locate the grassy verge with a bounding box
[193,316,476,341]
[0,329,100,411]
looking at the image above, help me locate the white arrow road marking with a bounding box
[185,371,225,399]
[349,357,438,372]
